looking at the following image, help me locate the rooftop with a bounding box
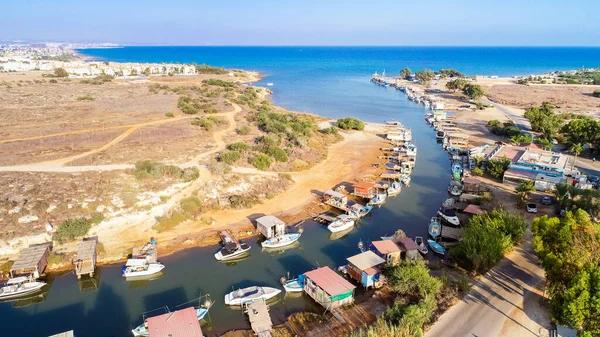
[463,204,485,215]
[371,240,401,254]
[146,307,203,337]
[517,148,568,169]
[11,244,50,272]
[504,168,538,180]
[76,240,96,260]
[396,237,420,251]
[494,146,526,163]
[354,182,375,190]
[304,266,355,296]
[256,215,285,229]
[347,251,386,270]
[324,189,346,199]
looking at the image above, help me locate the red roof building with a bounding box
[146,307,203,337]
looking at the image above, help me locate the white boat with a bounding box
[132,306,211,336]
[266,82,274,86]
[438,208,461,226]
[347,204,373,219]
[224,286,281,306]
[415,236,428,256]
[283,278,303,293]
[387,181,402,196]
[369,193,387,206]
[261,233,301,249]
[0,277,46,300]
[122,259,165,278]
[214,242,251,261]
[327,215,355,233]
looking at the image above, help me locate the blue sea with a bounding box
[78,46,600,121]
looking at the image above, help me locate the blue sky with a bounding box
[3,0,599,46]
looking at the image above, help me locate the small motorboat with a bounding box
[448,180,463,196]
[368,193,387,206]
[261,233,301,249]
[451,161,463,180]
[401,175,411,186]
[224,286,281,306]
[415,236,428,256]
[266,82,274,86]
[215,242,251,261]
[387,181,402,196]
[122,259,165,278]
[0,277,46,300]
[347,204,372,219]
[428,239,446,256]
[282,278,304,293]
[436,130,446,140]
[327,215,355,233]
[438,208,461,226]
[428,217,441,238]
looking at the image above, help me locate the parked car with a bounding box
[527,203,538,213]
[541,196,553,205]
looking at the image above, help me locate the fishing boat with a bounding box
[0,277,46,300]
[369,193,387,206]
[436,130,446,140]
[428,239,446,255]
[122,259,165,278]
[215,242,251,261]
[387,181,402,196]
[327,214,355,233]
[451,161,463,180]
[428,217,441,238]
[224,286,281,306]
[438,208,461,226]
[448,180,463,196]
[281,275,304,293]
[261,233,301,249]
[415,236,428,256]
[401,175,411,186]
[347,204,373,219]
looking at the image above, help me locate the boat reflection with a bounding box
[261,241,301,255]
[127,272,166,289]
[328,227,354,241]
[2,290,48,308]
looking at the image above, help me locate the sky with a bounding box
[2,0,600,46]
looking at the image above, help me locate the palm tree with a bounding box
[569,143,584,170]
[510,135,522,145]
[555,182,571,210]
[516,180,535,202]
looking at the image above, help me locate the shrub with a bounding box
[154,211,190,233]
[219,151,241,164]
[165,112,174,117]
[593,90,600,98]
[290,159,309,171]
[236,125,252,135]
[207,161,232,175]
[54,67,69,77]
[250,154,272,170]
[180,196,202,213]
[336,117,365,130]
[228,142,250,152]
[229,195,261,209]
[134,160,186,180]
[323,126,339,134]
[487,156,511,179]
[89,213,104,225]
[47,253,65,265]
[49,79,57,83]
[266,146,288,162]
[202,79,234,88]
[191,117,214,131]
[181,167,200,182]
[53,218,92,244]
[77,95,95,101]
[471,167,483,176]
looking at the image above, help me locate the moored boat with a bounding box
[428,239,446,255]
[215,242,251,261]
[415,236,428,256]
[387,181,402,196]
[224,286,281,306]
[132,303,213,337]
[282,277,304,293]
[368,193,387,206]
[0,277,46,300]
[448,180,463,196]
[261,233,301,249]
[436,130,446,140]
[122,259,165,278]
[428,217,441,238]
[438,208,461,226]
[327,214,355,233]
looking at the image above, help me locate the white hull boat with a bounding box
[0,277,46,300]
[122,261,165,278]
[438,209,461,226]
[224,286,281,306]
[327,215,355,233]
[132,307,210,336]
[283,279,303,293]
[215,242,251,261]
[261,233,301,249]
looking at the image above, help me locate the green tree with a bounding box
[487,156,511,179]
[569,143,584,170]
[336,117,365,130]
[400,67,411,79]
[555,182,571,210]
[536,138,554,151]
[54,67,68,77]
[415,69,435,87]
[561,266,600,335]
[445,78,467,92]
[250,154,272,170]
[524,102,564,140]
[562,119,600,146]
[462,83,484,99]
[516,180,535,201]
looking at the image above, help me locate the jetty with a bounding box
[315,213,336,224]
[75,239,97,279]
[245,299,273,337]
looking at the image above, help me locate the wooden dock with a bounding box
[323,200,349,212]
[75,239,97,279]
[246,300,273,337]
[315,214,336,224]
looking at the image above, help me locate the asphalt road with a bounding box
[482,97,532,132]
[425,237,545,337]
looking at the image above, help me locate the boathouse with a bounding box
[323,189,348,209]
[346,251,386,289]
[396,237,420,261]
[75,239,97,279]
[303,266,355,311]
[256,215,285,239]
[10,243,51,278]
[370,240,402,266]
[352,182,376,199]
[146,307,203,337]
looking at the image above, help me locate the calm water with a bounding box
[5,47,598,337]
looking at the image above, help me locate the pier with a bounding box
[75,239,97,279]
[245,300,273,337]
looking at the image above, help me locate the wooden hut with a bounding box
[346,251,386,289]
[10,244,51,278]
[146,307,203,337]
[323,189,348,210]
[370,240,402,266]
[75,239,97,279]
[303,266,355,311]
[396,237,420,261]
[256,215,285,239]
[352,182,376,199]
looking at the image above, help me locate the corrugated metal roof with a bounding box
[396,237,420,251]
[347,251,385,270]
[11,244,50,272]
[324,189,346,199]
[371,240,401,254]
[146,307,203,337]
[304,266,355,296]
[354,182,375,190]
[256,215,284,229]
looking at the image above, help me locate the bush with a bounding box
[53,218,93,244]
[266,146,288,162]
[323,126,339,134]
[180,196,202,213]
[487,156,511,179]
[77,95,95,101]
[181,167,200,182]
[219,151,241,164]
[134,160,186,180]
[471,167,483,176]
[165,112,174,117]
[237,125,252,135]
[154,211,190,233]
[593,90,600,98]
[290,159,309,171]
[49,79,57,83]
[336,117,365,130]
[207,161,232,175]
[89,213,105,225]
[54,67,68,78]
[250,154,272,170]
[47,253,65,265]
[191,117,214,131]
[229,195,261,209]
[228,142,250,153]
